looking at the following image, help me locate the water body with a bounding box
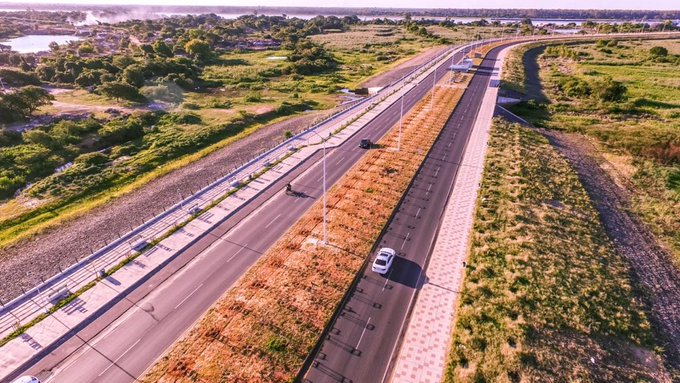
[0,7,667,27]
[0,35,82,53]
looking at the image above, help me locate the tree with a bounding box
[139,44,155,56]
[77,42,96,55]
[184,39,210,60]
[0,86,54,120]
[153,40,174,57]
[98,81,143,102]
[18,86,54,114]
[122,65,145,87]
[48,41,60,52]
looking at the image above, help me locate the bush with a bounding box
[141,84,184,104]
[558,77,591,98]
[592,77,627,102]
[182,102,200,110]
[75,152,108,166]
[97,119,145,146]
[0,69,41,87]
[244,93,262,103]
[158,112,202,126]
[649,46,668,57]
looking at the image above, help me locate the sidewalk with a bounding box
[0,44,464,378]
[389,44,513,383]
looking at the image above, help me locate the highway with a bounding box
[302,43,507,383]
[12,46,472,383]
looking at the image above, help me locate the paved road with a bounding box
[11,47,471,383]
[302,44,507,383]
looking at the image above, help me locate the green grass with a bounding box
[444,119,667,383]
[0,27,438,250]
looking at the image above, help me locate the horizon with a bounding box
[0,1,678,11]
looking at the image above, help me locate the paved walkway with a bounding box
[0,46,462,379]
[389,45,512,383]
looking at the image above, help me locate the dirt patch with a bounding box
[359,46,448,89]
[540,128,680,373]
[527,328,672,382]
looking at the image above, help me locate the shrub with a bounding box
[0,69,41,87]
[649,46,668,57]
[75,152,108,166]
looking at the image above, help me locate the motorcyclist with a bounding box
[286,183,292,193]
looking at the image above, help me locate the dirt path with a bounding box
[521,45,549,103]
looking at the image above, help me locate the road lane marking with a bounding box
[355,316,372,350]
[427,183,432,192]
[227,243,248,262]
[265,214,282,229]
[175,283,203,310]
[401,232,410,250]
[434,166,440,177]
[335,155,346,165]
[98,338,141,377]
[416,208,421,218]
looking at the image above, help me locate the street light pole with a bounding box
[310,131,327,244]
[398,94,404,151]
[430,65,436,110]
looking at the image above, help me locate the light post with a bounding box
[398,94,404,151]
[310,131,327,245]
[430,65,436,110]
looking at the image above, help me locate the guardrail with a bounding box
[0,42,462,338]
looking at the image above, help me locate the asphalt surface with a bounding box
[10,48,470,383]
[302,44,506,383]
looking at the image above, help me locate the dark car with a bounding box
[359,139,372,149]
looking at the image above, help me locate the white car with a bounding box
[372,247,396,274]
[12,377,40,383]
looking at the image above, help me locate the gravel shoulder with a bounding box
[0,47,445,302]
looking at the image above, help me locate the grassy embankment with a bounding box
[445,118,668,382]
[503,38,680,263]
[0,26,436,250]
[142,72,470,382]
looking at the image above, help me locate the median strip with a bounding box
[142,70,471,383]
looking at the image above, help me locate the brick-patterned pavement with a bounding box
[390,45,513,383]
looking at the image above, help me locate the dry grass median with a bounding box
[142,74,470,382]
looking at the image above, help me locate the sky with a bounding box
[0,0,678,10]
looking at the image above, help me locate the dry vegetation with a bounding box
[309,25,411,49]
[142,74,469,382]
[444,119,668,383]
[504,38,680,263]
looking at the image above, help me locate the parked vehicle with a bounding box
[12,377,40,383]
[372,247,396,274]
[359,138,372,149]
